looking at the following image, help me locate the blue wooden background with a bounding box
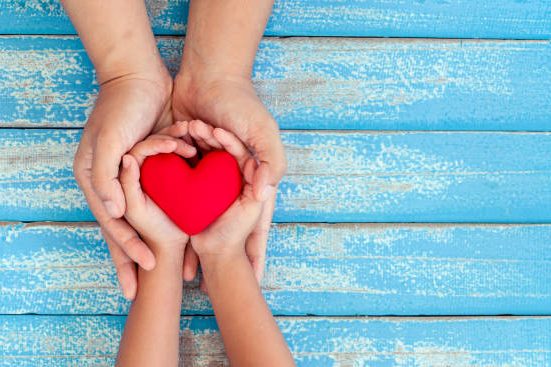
[0,1,550,366]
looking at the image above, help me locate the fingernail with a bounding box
[260,185,276,201]
[141,254,156,271]
[104,200,119,217]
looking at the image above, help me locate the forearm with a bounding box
[201,253,295,366]
[117,248,184,367]
[61,0,167,84]
[181,0,274,78]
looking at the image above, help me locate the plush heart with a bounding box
[140,151,242,235]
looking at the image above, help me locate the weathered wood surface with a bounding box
[1,129,551,223]
[1,37,550,130]
[1,316,549,366]
[1,0,550,39]
[1,222,550,316]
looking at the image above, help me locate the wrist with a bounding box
[173,70,253,113]
[96,50,171,91]
[198,251,248,273]
[147,241,186,266]
[97,68,173,113]
[176,47,254,93]
[179,52,252,82]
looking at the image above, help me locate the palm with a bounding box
[172,75,286,283]
[173,77,277,148]
[109,79,173,145]
[74,76,173,300]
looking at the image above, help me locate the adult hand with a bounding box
[63,0,176,301]
[172,72,287,284]
[73,74,173,300]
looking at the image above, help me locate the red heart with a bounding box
[140,151,242,235]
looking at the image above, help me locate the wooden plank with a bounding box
[1,129,551,223]
[1,0,550,39]
[1,222,549,316]
[1,37,550,131]
[0,315,549,366]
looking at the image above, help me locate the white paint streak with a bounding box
[0,187,86,210]
[282,138,468,213]
[0,137,77,178]
[0,46,97,124]
[256,38,513,121]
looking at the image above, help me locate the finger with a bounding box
[104,217,156,271]
[189,120,216,151]
[128,137,177,166]
[77,163,156,272]
[149,134,197,158]
[245,189,276,283]
[248,121,287,197]
[91,131,128,218]
[213,128,251,170]
[173,138,197,158]
[190,119,223,150]
[104,230,138,300]
[243,158,257,185]
[183,243,199,282]
[157,120,189,138]
[253,162,278,202]
[120,155,146,211]
[181,127,200,166]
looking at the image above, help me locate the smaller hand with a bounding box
[188,121,271,274]
[173,75,286,283]
[119,121,197,255]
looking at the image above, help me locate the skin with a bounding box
[62,0,287,300]
[116,121,294,366]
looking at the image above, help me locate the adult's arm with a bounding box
[62,0,173,299]
[174,0,287,284]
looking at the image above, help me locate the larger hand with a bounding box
[173,73,287,283]
[73,74,173,300]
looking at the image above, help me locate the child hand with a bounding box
[187,121,272,262]
[119,121,197,256]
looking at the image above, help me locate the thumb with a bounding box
[238,184,268,231]
[91,132,127,218]
[248,123,287,201]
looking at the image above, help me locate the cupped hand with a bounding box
[189,122,268,255]
[172,73,286,283]
[119,122,197,254]
[73,74,173,300]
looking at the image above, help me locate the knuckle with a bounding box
[121,234,144,254]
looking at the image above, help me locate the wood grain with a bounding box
[1,37,550,130]
[1,129,551,223]
[1,315,549,366]
[0,0,550,39]
[1,222,549,316]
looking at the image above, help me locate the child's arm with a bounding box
[201,252,294,366]
[116,244,184,367]
[115,129,194,367]
[188,122,295,366]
